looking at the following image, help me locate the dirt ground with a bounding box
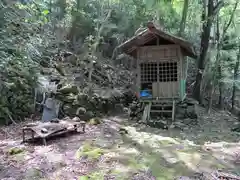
[0,108,240,180]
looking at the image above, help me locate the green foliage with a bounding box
[0,2,40,123]
[212,1,240,89]
[0,0,67,123]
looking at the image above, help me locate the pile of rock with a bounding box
[55,84,136,120]
[176,97,198,120]
[38,51,136,120]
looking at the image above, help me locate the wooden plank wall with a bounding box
[137,45,183,99]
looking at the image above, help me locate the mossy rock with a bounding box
[58,85,79,94]
[68,55,78,66]
[78,111,94,121]
[8,147,24,155]
[231,122,240,132]
[186,105,198,119]
[119,127,128,135]
[88,117,102,125]
[40,68,53,75]
[39,59,50,68]
[24,168,43,179]
[54,63,65,76]
[55,93,66,101]
[76,107,87,115]
[79,176,89,180]
[79,171,105,180]
[76,142,105,160]
[77,93,89,102]
[56,92,77,103]
[64,94,77,103]
[62,104,78,116]
[88,171,105,180]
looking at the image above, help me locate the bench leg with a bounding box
[22,130,25,142]
[82,125,85,133]
[74,125,77,131]
[42,138,47,146]
[31,130,34,140]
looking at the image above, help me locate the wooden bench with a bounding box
[22,120,86,145]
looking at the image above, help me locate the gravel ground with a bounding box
[0,111,239,180]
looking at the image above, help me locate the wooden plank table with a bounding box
[22,119,86,145]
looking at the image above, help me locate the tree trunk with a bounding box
[218,62,223,108]
[88,61,94,83]
[232,44,240,110]
[179,0,189,37]
[193,0,213,103]
[212,18,223,110]
[216,8,223,109]
[193,0,224,104]
[208,16,219,113]
[208,85,215,113]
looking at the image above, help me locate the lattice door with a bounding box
[158,61,179,98]
[140,61,180,98]
[140,62,158,97]
[158,62,178,82]
[140,63,158,83]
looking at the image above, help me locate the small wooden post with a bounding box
[22,129,26,143]
[142,102,151,123]
[172,100,175,122]
[31,130,34,140]
[80,121,86,133]
[147,102,152,123]
[142,103,148,123]
[42,138,47,146]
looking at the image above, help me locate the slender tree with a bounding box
[179,0,189,36]
[193,0,224,103]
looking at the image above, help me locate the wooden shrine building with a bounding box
[117,22,197,123]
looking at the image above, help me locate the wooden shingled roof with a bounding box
[117,22,197,59]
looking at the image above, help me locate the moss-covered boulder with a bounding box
[119,127,128,135]
[76,142,105,160]
[68,55,78,66]
[78,111,94,121]
[72,116,81,122]
[24,168,44,179]
[54,63,65,76]
[40,68,53,75]
[88,117,102,125]
[62,103,78,116]
[76,93,89,104]
[76,107,87,115]
[8,147,24,155]
[57,85,79,94]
